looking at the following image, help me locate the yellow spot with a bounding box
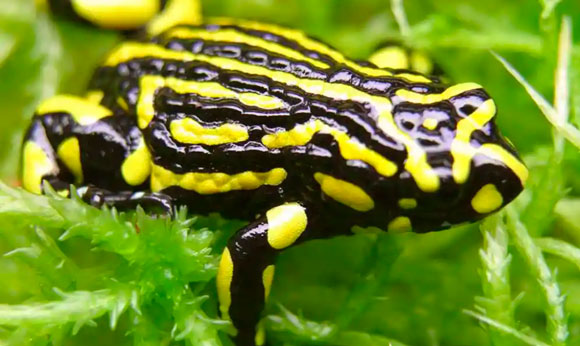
[71,0,160,29]
[368,46,409,70]
[388,216,412,233]
[262,120,397,177]
[262,265,276,300]
[395,82,482,104]
[410,51,434,76]
[121,139,152,186]
[471,184,504,214]
[137,75,284,129]
[167,27,330,69]
[170,117,249,145]
[22,141,57,194]
[422,118,438,130]
[216,248,234,321]
[85,90,104,104]
[151,165,287,193]
[147,0,202,35]
[57,137,83,184]
[37,95,112,126]
[266,203,308,250]
[314,173,374,212]
[398,198,417,209]
[106,43,436,190]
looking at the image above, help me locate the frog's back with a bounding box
[82,20,525,232]
[85,21,426,220]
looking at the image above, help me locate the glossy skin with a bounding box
[22,5,527,346]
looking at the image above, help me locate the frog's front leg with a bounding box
[21,94,173,212]
[218,202,323,346]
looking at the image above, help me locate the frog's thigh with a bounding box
[217,202,310,346]
[23,94,153,197]
[22,94,115,195]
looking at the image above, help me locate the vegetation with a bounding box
[0,0,579,345]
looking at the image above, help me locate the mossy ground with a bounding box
[0,1,580,345]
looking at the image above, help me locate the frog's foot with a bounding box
[79,186,174,215]
[217,202,320,346]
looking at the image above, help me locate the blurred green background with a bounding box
[0,0,579,345]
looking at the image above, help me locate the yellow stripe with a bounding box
[137,75,284,129]
[262,120,397,177]
[449,99,528,186]
[395,82,482,104]
[314,173,375,212]
[166,27,330,69]
[210,18,432,83]
[451,99,496,184]
[216,248,234,321]
[37,95,112,126]
[478,144,529,185]
[151,164,287,193]
[22,141,57,194]
[57,137,83,184]
[107,43,437,191]
[170,117,249,145]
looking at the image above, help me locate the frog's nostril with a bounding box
[402,120,415,130]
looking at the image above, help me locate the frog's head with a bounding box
[383,84,528,233]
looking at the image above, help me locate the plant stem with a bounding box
[506,207,568,346]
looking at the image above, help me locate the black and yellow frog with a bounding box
[22,1,528,345]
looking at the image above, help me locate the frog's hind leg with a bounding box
[21,94,171,212]
[218,202,326,346]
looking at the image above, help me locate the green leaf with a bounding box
[493,51,580,149]
[476,214,519,346]
[536,237,580,271]
[506,207,568,346]
[464,310,551,346]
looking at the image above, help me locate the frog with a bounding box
[22,1,528,345]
